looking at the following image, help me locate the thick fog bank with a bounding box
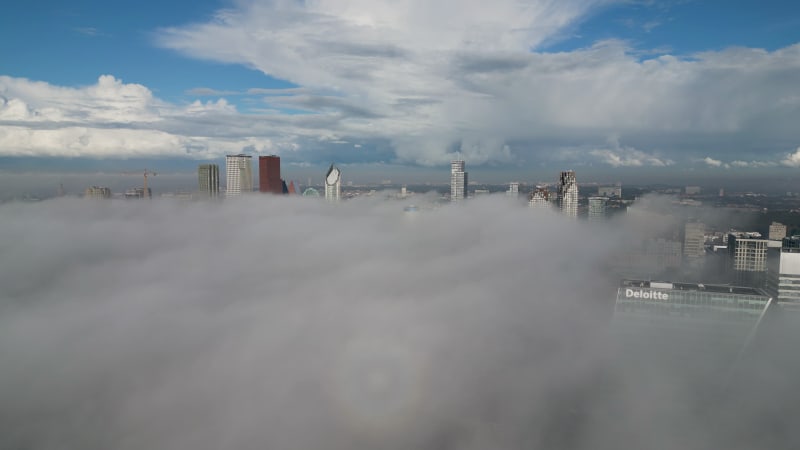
[1,196,798,449]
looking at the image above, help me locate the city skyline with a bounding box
[1,1,799,176]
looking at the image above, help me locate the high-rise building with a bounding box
[198,164,220,197]
[557,170,578,218]
[225,154,253,197]
[613,279,772,379]
[587,197,607,221]
[506,182,519,197]
[728,233,769,288]
[767,236,800,304]
[528,186,551,209]
[450,160,467,201]
[684,222,705,258]
[84,186,111,199]
[258,155,282,194]
[325,164,341,202]
[769,222,788,241]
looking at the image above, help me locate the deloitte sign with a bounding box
[625,288,669,300]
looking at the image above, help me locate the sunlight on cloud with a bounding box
[150,1,800,166]
[0,1,799,167]
[781,147,800,167]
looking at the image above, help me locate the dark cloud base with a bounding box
[1,197,798,449]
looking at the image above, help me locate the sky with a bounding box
[1,0,800,182]
[2,195,799,448]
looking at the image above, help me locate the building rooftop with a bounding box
[621,279,767,296]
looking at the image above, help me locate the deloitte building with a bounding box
[615,280,771,323]
[613,280,773,379]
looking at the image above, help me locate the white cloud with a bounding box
[73,27,110,37]
[587,135,672,167]
[731,159,778,168]
[185,87,240,96]
[184,98,238,114]
[0,74,162,123]
[781,147,800,167]
[0,75,303,159]
[1,1,800,166]
[701,156,732,168]
[589,148,671,167]
[146,0,800,166]
[642,20,661,32]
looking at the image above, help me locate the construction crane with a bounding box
[121,169,157,198]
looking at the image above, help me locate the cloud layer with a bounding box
[1,0,799,168]
[1,196,800,449]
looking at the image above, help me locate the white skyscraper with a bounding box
[558,170,578,218]
[325,163,341,202]
[225,154,253,197]
[450,160,467,201]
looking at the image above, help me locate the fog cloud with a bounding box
[0,196,798,449]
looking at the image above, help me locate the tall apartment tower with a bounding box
[529,186,551,209]
[558,170,578,218]
[258,155,282,194]
[450,160,467,202]
[225,154,253,197]
[198,164,220,197]
[588,197,607,221]
[728,233,769,288]
[325,163,341,202]
[684,222,705,258]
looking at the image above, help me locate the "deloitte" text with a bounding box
[625,288,669,300]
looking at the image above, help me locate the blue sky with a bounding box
[551,0,800,54]
[0,0,290,104]
[1,0,799,180]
